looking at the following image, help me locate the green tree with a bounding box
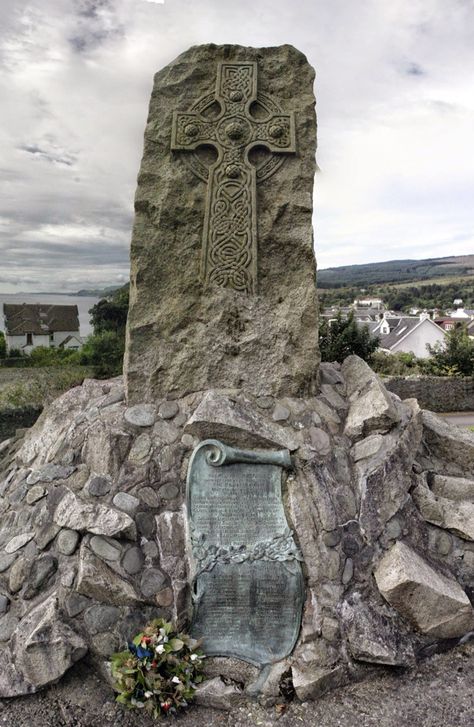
[319,311,380,364]
[425,325,474,376]
[80,330,125,378]
[89,286,129,335]
[0,331,6,359]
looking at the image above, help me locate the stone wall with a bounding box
[384,376,474,412]
[0,359,472,702]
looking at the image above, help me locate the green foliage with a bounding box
[84,284,129,377]
[424,326,474,376]
[110,619,205,719]
[89,285,129,335]
[319,312,379,364]
[318,255,474,289]
[0,332,5,359]
[370,351,423,376]
[0,366,92,409]
[28,346,81,367]
[80,330,124,378]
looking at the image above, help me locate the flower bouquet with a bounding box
[110,618,205,718]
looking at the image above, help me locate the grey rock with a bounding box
[321,616,339,642]
[422,410,474,473]
[311,399,341,433]
[138,486,160,507]
[430,474,474,502]
[413,479,474,541]
[156,510,186,582]
[374,541,474,639]
[323,529,341,547]
[158,483,179,500]
[112,491,140,516]
[356,399,422,541]
[0,552,17,573]
[86,474,112,497]
[342,356,400,439]
[320,384,347,411]
[65,593,91,618]
[158,401,179,420]
[319,363,345,386]
[140,567,167,599]
[56,529,80,556]
[272,404,290,422]
[351,434,384,462]
[127,433,152,463]
[195,676,243,710]
[180,433,195,447]
[185,390,300,450]
[99,389,125,408]
[92,632,120,657]
[385,517,402,540]
[26,464,75,486]
[26,485,46,505]
[135,511,156,538]
[0,613,19,641]
[435,530,453,556]
[256,397,274,410]
[124,44,319,404]
[152,419,180,444]
[84,605,120,635]
[341,595,414,666]
[292,664,346,700]
[5,532,35,554]
[90,535,122,562]
[35,522,61,550]
[342,558,354,584]
[76,543,143,606]
[122,547,144,575]
[0,595,9,615]
[0,593,87,697]
[123,404,156,428]
[23,555,57,599]
[308,426,331,455]
[53,488,136,539]
[8,557,28,594]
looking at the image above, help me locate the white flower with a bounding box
[155,644,165,654]
[190,654,198,661]
[144,691,153,698]
[171,676,181,684]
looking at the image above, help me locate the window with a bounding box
[26,333,33,346]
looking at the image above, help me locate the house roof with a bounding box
[379,317,421,349]
[3,303,80,336]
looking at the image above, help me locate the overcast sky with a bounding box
[1,0,473,293]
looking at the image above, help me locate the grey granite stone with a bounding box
[124,44,319,403]
[90,535,122,562]
[140,567,167,599]
[112,491,140,515]
[56,529,80,556]
[26,486,46,505]
[158,401,179,420]
[272,404,290,422]
[123,405,156,428]
[84,605,120,634]
[87,475,111,497]
[121,547,144,575]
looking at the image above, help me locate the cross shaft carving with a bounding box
[171,62,296,294]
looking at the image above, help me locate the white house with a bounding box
[375,312,446,359]
[3,303,82,354]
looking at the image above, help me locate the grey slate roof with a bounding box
[3,303,80,336]
[379,317,420,349]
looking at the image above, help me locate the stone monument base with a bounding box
[0,356,473,703]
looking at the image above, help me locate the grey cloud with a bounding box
[18,144,77,166]
[406,62,425,76]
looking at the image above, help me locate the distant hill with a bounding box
[317,255,474,289]
[75,285,123,298]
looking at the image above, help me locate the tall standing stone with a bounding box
[125,44,319,403]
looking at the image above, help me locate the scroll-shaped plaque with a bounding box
[186,439,304,666]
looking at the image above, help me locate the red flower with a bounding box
[151,660,157,668]
[161,701,172,712]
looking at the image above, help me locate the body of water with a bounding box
[0,293,100,338]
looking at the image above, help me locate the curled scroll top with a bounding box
[171,61,297,294]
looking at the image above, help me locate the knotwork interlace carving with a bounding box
[171,61,296,294]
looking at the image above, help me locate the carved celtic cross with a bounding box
[171,62,296,294]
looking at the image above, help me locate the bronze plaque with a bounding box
[186,439,304,666]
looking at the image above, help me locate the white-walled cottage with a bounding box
[3,303,82,354]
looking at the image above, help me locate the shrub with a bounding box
[110,619,205,718]
[319,311,379,364]
[80,331,124,378]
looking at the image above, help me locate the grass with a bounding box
[0,365,93,409]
